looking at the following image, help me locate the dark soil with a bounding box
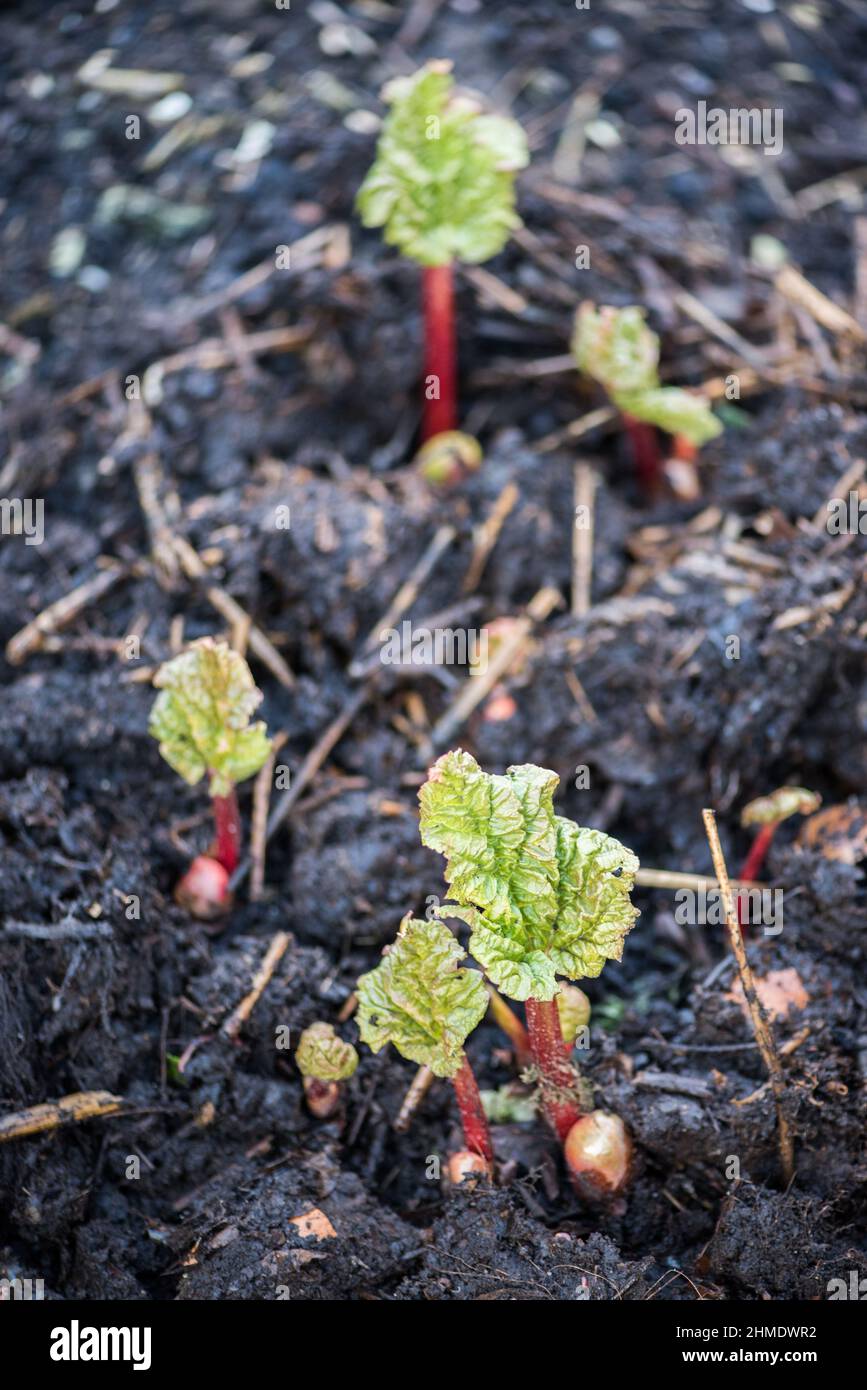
[1,0,866,1301]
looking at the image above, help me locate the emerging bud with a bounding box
[741,785,821,829]
[414,430,482,486]
[556,984,591,1043]
[564,1110,631,1196]
[446,1150,492,1186]
[302,1076,341,1120]
[174,854,232,919]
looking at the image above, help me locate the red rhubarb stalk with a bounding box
[422,263,457,440]
[212,786,241,874]
[740,822,776,884]
[525,997,583,1142]
[737,822,776,930]
[451,1053,494,1164]
[622,411,661,495]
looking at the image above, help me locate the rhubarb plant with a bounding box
[296,1022,359,1119]
[572,302,722,492]
[356,916,493,1167]
[149,637,272,915]
[738,785,821,929]
[419,749,638,1186]
[356,60,528,443]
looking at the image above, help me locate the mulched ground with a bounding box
[1,0,866,1300]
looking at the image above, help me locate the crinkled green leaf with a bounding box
[419,751,559,927]
[356,61,528,267]
[437,901,559,1001]
[356,918,488,1078]
[556,984,591,1043]
[572,302,722,446]
[480,1085,538,1124]
[572,303,659,397]
[296,1023,359,1082]
[149,637,272,797]
[419,750,639,1002]
[615,386,722,445]
[741,785,821,828]
[549,818,639,979]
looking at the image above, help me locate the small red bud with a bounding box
[303,1076,341,1119]
[175,855,232,920]
[482,690,518,722]
[564,1111,631,1196]
[446,1151,492,1187]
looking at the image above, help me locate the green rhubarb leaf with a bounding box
[356,60,528,267]
[741,785,821,828]
[440,901,559,1001]
[572,302,721,445]
[572,303,659,397]
[556,984,591,1043]
[149,637,272,798]
[480,1085,538,1124]
[296,1023,359,1082]
[615,386,722,445]
[419,750,639,1002]
[419,750,560,927]
[356,918,488,1078]
[549,819,639,980]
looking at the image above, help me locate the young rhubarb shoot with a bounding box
[356,60,528,443]
[296,1023,359,1119]
[572,303,722,494]
[419,750,639,1152]
[557,983,591,1045]
[356,917,492,1168]
[414,430,483,488]
[738,786,821,928]
[149,638,272,916]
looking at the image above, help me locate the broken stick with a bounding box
[702,809,794,1186]
[5,563,127,666]
[0,1091,124,1143]
[220,931,292,1042]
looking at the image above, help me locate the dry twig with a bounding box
[702,809,794,1186]
[0,1091,124,1143]
[249,732,287,902]
[572,461,597,618]
[394,1066,435,1133]
[172,535,295,689]
[5,563,127,666]
[425,586,562,754]
[220,932,292,1041]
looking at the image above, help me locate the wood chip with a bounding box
[725,968,809,1023]
[797,801,867,864]
[289,1208,337,1241]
